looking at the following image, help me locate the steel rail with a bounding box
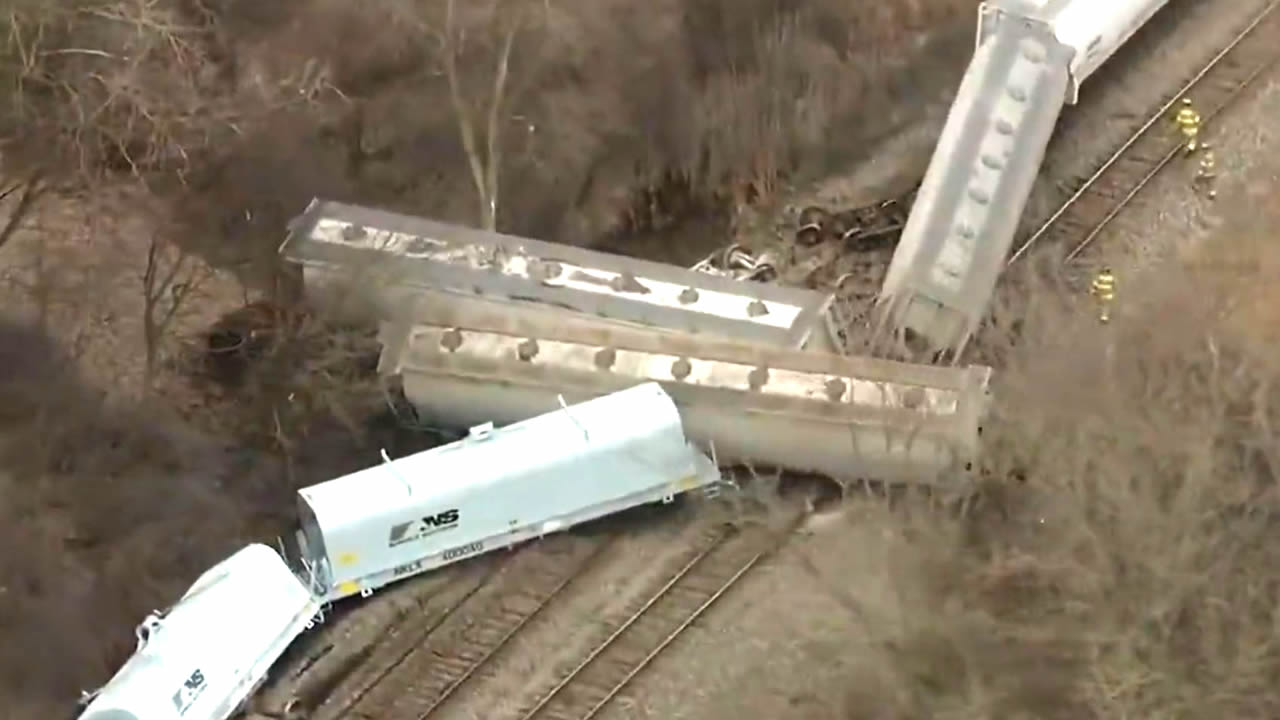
[575,544,769,720]
[327,538,604,720]
[518,511,808,720]
[412,540,614,719]
[515,526,734,720]
[1006,0,1280,267]
[1063,27,1280,262]
[319,565,498,720]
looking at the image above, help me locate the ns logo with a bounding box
[387,509,460,547]
[171,668,207,716]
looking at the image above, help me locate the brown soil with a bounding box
[7,1,1280,719]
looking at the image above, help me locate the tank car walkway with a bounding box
[877,19,1073,354]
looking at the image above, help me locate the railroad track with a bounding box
[515,511,807,720]
[291,562,501,720]
[1006,0,1280,273]
[315,536,609,720]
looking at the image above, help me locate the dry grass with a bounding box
[0,0,978,280]
[0,6,977,708]
[26,1,1280,718]
[0,320,258,708]
[800,212,1280,717]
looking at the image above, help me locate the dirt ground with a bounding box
[0,185,249,403]
[0,1,980,715]
[576,68,1280,720]
[5,0,1280,718]
[595,506,899,720]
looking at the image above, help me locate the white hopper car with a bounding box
[290,381,723,603]
[74,384,721,720]
[75,544,321,720]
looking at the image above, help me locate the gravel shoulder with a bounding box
[592,505,901,720]
[1093,73,1280,277]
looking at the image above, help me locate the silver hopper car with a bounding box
[291,382,724,603]
[279,198,837,352]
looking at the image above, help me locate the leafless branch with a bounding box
[442,0,528,231]
[0,173,44,251]
[140,235,206,392]
[443,0,488,229]
[482,19,519,230]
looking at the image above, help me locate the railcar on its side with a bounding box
[75,544,321,720]
[291,382,724,603]
[279,198,838,352]
[877,0,1174,354]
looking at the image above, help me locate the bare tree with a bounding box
[439,0,555,231]
[442,0,517,231]
[140,235,206,391]
[0,173,44,252]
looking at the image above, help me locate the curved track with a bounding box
[309,536,610,720]
[301,505,807,720]
[514,509,807,720]
[1006,0,1280,273]
[262,7,1280,720]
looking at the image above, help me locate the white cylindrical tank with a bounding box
[1050,0,1171,90]
[978,0,1171,103]
[78,544,320,720]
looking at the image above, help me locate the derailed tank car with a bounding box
[279,198,838,352]
[292,382,724,603]
[76,544,321,720]
[379,301,992,489]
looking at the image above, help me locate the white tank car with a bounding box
[279,198,837,353]
[76,544,321,720]
[979,0,1172,103]
[876,15,1074,355]
[293,382,722,603]
[377,301,993,489]
[879,0,1171,353]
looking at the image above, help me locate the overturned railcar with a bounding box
[76,544,320,720]
[378,301,993,489]
[279,198,838,352]
[292,382,723,604]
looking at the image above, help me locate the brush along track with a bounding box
[514,509,808,720]
[311,535,609,720]
[1007,0,1280,272]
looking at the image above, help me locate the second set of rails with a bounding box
[812,0,1280,357]
[301,505,807,720]
[1007,0,1280,273]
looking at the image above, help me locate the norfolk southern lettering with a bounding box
[387,508,461,547]
[171,668,207,716]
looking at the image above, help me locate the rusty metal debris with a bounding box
[797,189,916,250]
[688,243,779,282]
